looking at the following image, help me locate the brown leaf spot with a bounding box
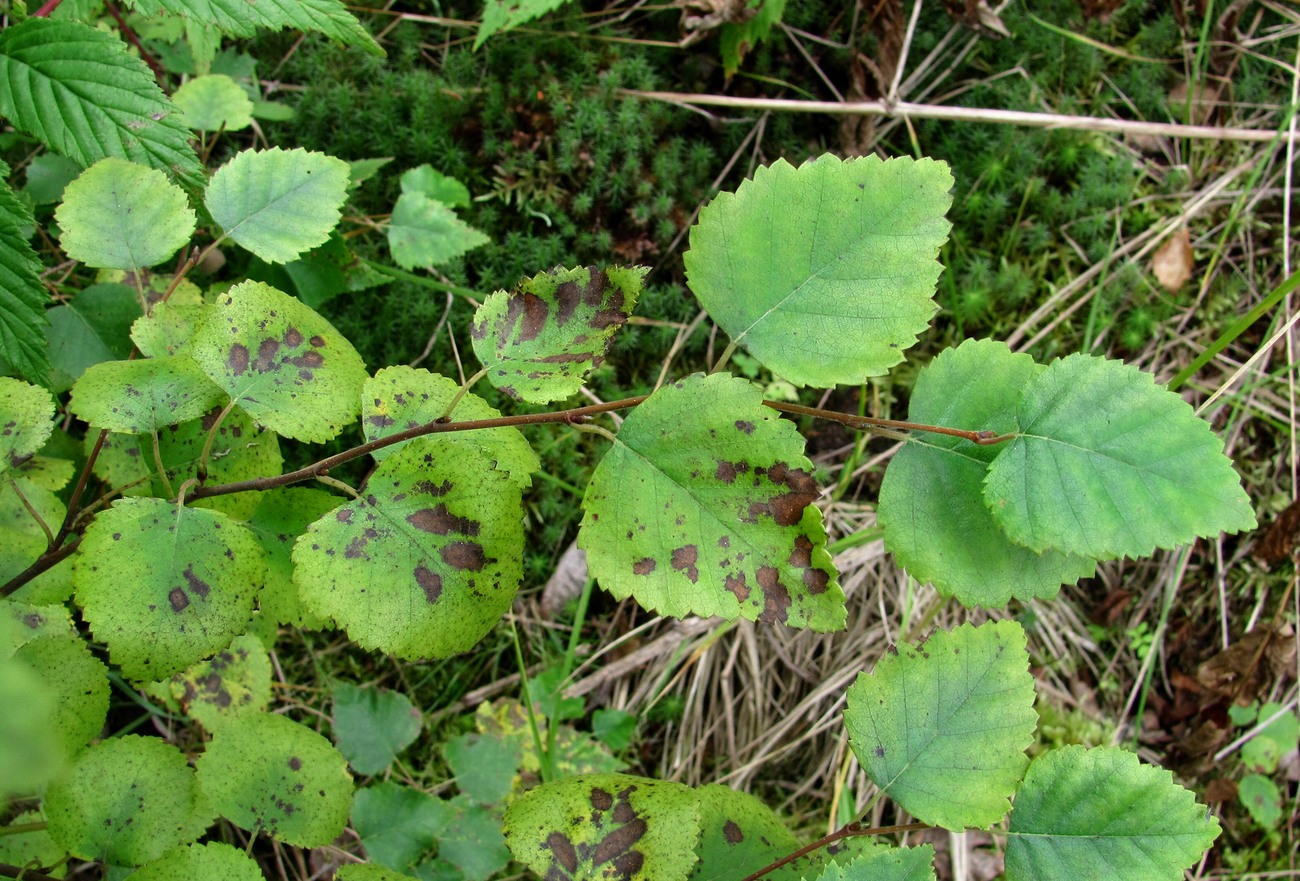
[440,541,487,571]
[310,335,326,347]
[592,818,647,866]
[336,509,353,523]
[803,567,830,594]
[554,279,582,326]
[344,535,369,559]
[168,587,189,613]
[725,572,751,603]
[546,831,579,873]
[612,850,644,877]
[591,787,614,811]
[415,566,443,603]
[670,545,699,583]
[789,535,813,568]
[715,461,739,483]
[632,557,656,575]
[723,819,744,845]
[735,420,756,434]
[290,351,324,369]
[718,536,730,548]
[407,505,479,536]
[367,414,396,428]
[253,338,280,371]
[288,756,302,771]
[227,343,249,376]
[756,567,791,624]
[284,326,304,347]
[412,479,452,497]
[182,564,211,599]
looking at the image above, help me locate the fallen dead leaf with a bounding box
[1152,226,1194,292]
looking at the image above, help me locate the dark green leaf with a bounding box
[444,732,521,805]
[46,282,142,393]
[440,796,511,881]
[352,782,453,872]
[332,681,423,775]
[125,0,383,56]
[0,166,50,384]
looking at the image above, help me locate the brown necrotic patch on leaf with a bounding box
[168,587,190,612]
[670,545,699,583]
[290,351,325,369]
[440,541,487,571]
[591,817,647,867]
[591,788,614,811]
[756,567,791,624]
[284,327,303,347]
[407,505,479,536]
[632,557,656,576]
[735,420,755,435]
[228,343,249,376]
[253,338,280,371]
[725,573,751,603]
[414,565,443,603]
[182,564,211,599]
[723,819,744,845]
[546,831,579,874]
[336,509,353,523]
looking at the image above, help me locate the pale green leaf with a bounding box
[984,354,1257,560]
[46,282,142,393]
[362,366,538,488]
[45,735,211,865]
[2,600,75,654]
[338,865,422,881]
[0,478,66,592]
[129,842,265,881]
[503,773,702,881]
[131,301,209,358]
[293,439,523,659]
[474,0,572,49]
[12,635,109,758]
[245,487,339,629]
[69,356,226,433]
[0,376,55,477]
[387,191,489,270]
[470,265,644,403]
[579,373,844,630]
[125,0,383,56]
[0,811,67,881]
[332,681,423,775]
[689,784,799,881]
[1238,773,1282,829]
[400,165,471,207]
[172,73,254,131]
[195,712,354,847]
[205,148,351,264]
[13,454,75,491]
[352,782,453,873]
[0,644,63,796]
[190,280,367,442]
[1005,746,1221,881]
[56,158,195,269]
[167,632,271,731]
[684,155,952,387]
[803,846,936,881]
[73,497,266,681]
[877,340,1095,606]
[844,621,1037,830]
[0,19,203,189]
[0,166,51,385]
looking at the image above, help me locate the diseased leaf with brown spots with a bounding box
[166,633,271,732]
[0,377,55,479]
[688,784,799,881]
[502,773,701,881]
[190,281,367,443]
[292,438,523,659]
[470,265,645,403]
[73,497,266,681]
[68,355,226,433]
[578,373,844,631]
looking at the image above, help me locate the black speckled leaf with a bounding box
[167,632,271,731]
[471,265,645,403]
[579,373,843,631]
[69,355,226,433]
[0,377,55,477]
[689,784,799,881]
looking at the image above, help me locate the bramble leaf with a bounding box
[69,356,226,433]
[293,439,523,659]
[474,0,572,49]
[205,148,351,264]
[0,19,203,189]
[877,340,1095,606]
[167,633,271,731]
[718,0,786,76]
[125,0,383,56]
[387,191,488,269]
[11,635,109,759]
[579,373,844,630]
[503,773,702,881]
[45,735,211,865]
[685,155,952,387]
[46,282,141,393]
[191,281,367,442]
[984,354,1256,560]
[332,681,423,776]
[73,497,266,680]
[56,159,195,269]
[196,712,354,847]
[130,842,265,881]
[362,366,538,488]
[471,265,644,403]
[0,376,55,477]
[0,163,51,385]
[1005,746,1220,881]
[844,621,1037,830]
[172,73,253,131]
[689,784,799,881]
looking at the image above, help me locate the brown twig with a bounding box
[739,821,930,881]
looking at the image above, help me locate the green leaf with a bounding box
[528,666,585,721]
[340,865,422,881]
[352,782,453,873]
[245,487,339,629]
[73,496,266,681]
[0,376,55,476]
[0,19,203,189]
[803,846,936,881]
[470,265,644,403]
[401,165,471,207]
[440,795,512,880]
[877,340,1096,606]
[844,620,1037,830]
[125,0,383,56]
[195,712,354,847]
[11,635,109,758]
[167,632,271,731]
[68,356,226,433]
[0,811,67,880]
[0,640,63,796]
[503,773,702,881]
[129,842,265,881]
[688,784,799,881]
[46,282,142,393]
[55,158,196,269]
[281,234,388,309]
[362,366,538,489]
[1005,746,1221,881]
[444,732,521,805]
[0,166,51,384]
[23,151,82,205]
[684,155,952,387]
[171,73,253,131]
[190,280,367,442]
[1241,701,1298,773]
[1237,773,1282,829]
[293,439,524,659]
[45,735,211,865]
[332,681,423,775]
[474,0,572,49]
[718,0,785,76]
[2,599,74,653]
[984,354,1257,560]
[205,148,351,264]
[387,191,489,270]
[592,709,637,752]
[0,477,67,594]
[131,302,209,358]
[579,373,844,630]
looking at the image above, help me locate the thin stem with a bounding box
[738,822,929,881]
[196,398,239,482]
[766,401,1015,445]
[0,822,46,837]
[0,863,63,881]
[0,536,80,599]
[32,0,66,16]
[439,367,489,421]
[315,475,360,499]
[569,421,619,444]
[362,258,486,301]
[150,429,175,499]
[711,338,738,374]
[8,478,53,547]
[55,429,108,547]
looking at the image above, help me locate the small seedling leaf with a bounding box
[196,712,353,847]
[0,377,55,477]
[685,155,952,387]
[503,773,702,881]
[387,191,489,269]
[69,356,226,433]
[191,280,367,442]
[1237,773,1282,829]
[471,265,645,403]
[352,781,453,872]
[168,632,271,731]
[56,158,195,269]
[293,439,523,659]
[688,784,799,881]
[130,842,265,881]
[844,620,1037,829]
[205,148,350,264]
[171,73,254,131]
[984,354,1257,559]
[45,735,211,865]
[1005,746,1221,881]
[580,373,844,630]
[332,681,423,775]
[73,497,266,681]
[12,635,109,758]
[878,339,1095,606]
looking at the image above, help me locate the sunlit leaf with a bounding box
[171,73,253,131]
[0,376,55,476]
[69,356,226,433]
[2,600,74,654]
[401,165,471,207]
[56,158,195,269]
[167,632,271,731]
[131,302,209,358]
[129,842,265,881]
